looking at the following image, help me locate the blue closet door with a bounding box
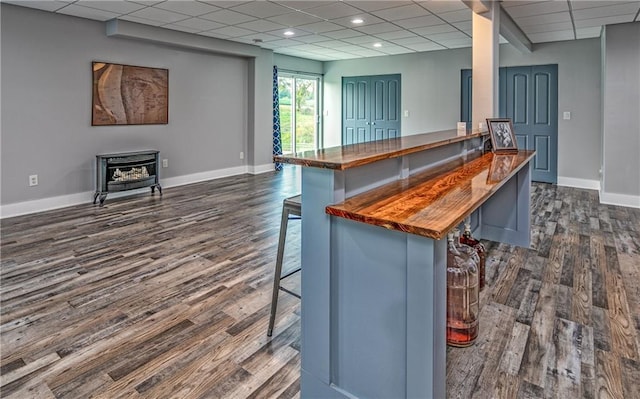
[343,74,401,145]
[506,65,558,184]
[460,65,558,183]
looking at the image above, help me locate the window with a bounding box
[278,72,322,154]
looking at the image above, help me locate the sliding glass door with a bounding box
[278,73,321,154]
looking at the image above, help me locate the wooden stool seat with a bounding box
[267,194,301,337]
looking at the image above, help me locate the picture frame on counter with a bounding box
[486,118,518,153]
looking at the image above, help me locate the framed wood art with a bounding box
[92,61,168,126]
[486,118,518,153]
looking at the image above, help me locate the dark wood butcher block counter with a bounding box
[274,129,487,170]
[325,150,536,239]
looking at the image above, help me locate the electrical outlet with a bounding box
[239,152,244,160]
[162,159,168,168]
[29,174,38,186]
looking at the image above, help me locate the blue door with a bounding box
[343,74,401,145]
[505,65,558,184]
[460,65,558,183]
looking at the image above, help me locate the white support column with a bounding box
[471,1,500,131]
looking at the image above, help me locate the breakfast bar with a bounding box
[275,130,535,398]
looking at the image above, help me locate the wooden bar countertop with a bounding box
[326,150,536,240]
[274,129,486,170]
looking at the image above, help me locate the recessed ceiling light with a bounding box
[373,43,382,48]
[284,30,295,36]
[351,18,364,24]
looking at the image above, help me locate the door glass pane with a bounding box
[278,77,293,155]
[295,78,317,153]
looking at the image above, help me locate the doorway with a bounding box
[278,73,321,154]
[342,74,401,145]
[461,65,558,184]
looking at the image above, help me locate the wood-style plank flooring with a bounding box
[1,166,639,398]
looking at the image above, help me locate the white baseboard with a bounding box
[0,164,263,219]
[599,191,640,209]
[557,176,601,191]
[161,165,247,188]
[249,163,275,174]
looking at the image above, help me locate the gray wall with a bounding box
[274,54,324,75]
[602,22,640,200]
[1,4,271,207]
[323,39,602,183]
[323,47,472,148]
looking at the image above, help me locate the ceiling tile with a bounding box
[439,38,472,49]
[229,1,291,18]
[371,4,431,21]
[322,29,367,40]
[378,46,414,55]
[171,17,225,31]
[344,1,414,12]
[405,42,446,52]
[575,26,604,39]
[236,19,286,32]
[129,7,190,23]
[501,1,541,8]
[297,21,344,34]
[56,4,120,21]
[522,21,574,34]
[451,21,471,31]
[199,9,256,24]
[505,1,569,18]
[267,28,312,39]
[74,1,146,14]
[438,9,472,23]
[272,1,335,11]
[267,11,323,26]
[154,1,221,17]
[391,35,433,45]
[428,30,469,41]
[316,39,351,48]
[527,29,575,43]
[569,1,639,10]
[355,22,403,34]
[3,1,69,12]
[572,3,640,20]
[330,14,385,28]
[512,12,570,27]
[205,25,256,37]
[342,35,381,44]
[417,1,468,14]
[575,14,636,27]
[373,30,419,40]
[348,49,386,57]
[394,14,443,29]
[294,34,336,44]
[130,1,165,6]
[303,2,362,20]
[409,24,457,36]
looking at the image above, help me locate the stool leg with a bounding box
[268,206,291,336]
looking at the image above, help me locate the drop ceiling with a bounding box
[5,0,640,60]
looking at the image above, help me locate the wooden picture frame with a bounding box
[486,118,518,153]
[92,61,168,126]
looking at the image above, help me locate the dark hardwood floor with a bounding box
[1,166,638,398]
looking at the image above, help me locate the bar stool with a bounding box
[267,194,302,337]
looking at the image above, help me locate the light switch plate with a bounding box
[563,111,571,120]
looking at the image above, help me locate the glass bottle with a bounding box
[446,231,479,347]
[460,222,486,291]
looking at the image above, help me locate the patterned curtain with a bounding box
[272,66,283,171]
